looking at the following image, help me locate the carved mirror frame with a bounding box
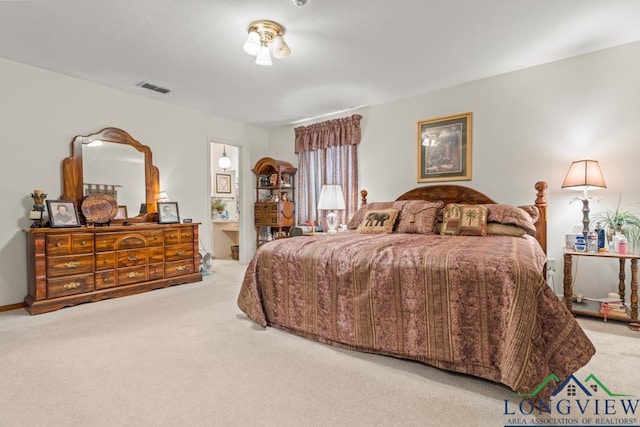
[62,127,160,220]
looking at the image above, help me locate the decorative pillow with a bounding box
[440,204,488,236]
[347,201,406,229]
[356,208,400,234]
[486,223,527,237]
[484,204,536,236]
[396,200,444,234]
[518,205,540,224]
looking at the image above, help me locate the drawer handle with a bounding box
[64,262,78,268]
[154,235,159,240]
[102,277,109,282]
[170,234,176,238]
[176,265,185,272]
[127,272,138,278]
[56,242,62,247]
[81,241,86,246]
[176,250,185,256]
[127,255,138,262]
[63,282,81,290]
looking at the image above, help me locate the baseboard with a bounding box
[0,302,25,312]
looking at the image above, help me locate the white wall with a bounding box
[0,57,268,307]
[269,41,640,302]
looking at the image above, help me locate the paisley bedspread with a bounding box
[237,231,595,396]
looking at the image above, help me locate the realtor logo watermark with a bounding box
[503,373,639,426]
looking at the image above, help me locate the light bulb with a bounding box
[243,31,261,56]
[272,35,291,59]
[255,44,273,66]
[218,154,231,170]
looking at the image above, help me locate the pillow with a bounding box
[347,201,406,229]
[518,205,540,224]
[486,223,527,237]
[484,204,536,236]
[396,200,444,234]
[356,208,400,234]
[440,204,488,236]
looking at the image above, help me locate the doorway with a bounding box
[210,142,240,261]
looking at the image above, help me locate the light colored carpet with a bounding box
[1,260,637,427]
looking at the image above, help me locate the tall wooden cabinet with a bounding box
[24,223,202,314]
[252,157,297,247]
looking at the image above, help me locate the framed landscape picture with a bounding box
[417,112,472,183]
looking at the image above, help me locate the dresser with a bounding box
[25,223,202,314]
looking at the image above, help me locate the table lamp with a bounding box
[317,184,346,233]
[561,159,606,237]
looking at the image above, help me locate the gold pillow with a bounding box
[440,204,488,236]
[356,208,400,234]
[486,223,526,237]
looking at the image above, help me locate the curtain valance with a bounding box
[294,114,362,153]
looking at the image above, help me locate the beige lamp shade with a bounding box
[561,159,606,190]
[317,185,346,210]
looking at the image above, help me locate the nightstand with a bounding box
[563,247,639,330]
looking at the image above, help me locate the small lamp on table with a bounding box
[317,184,346,234]
[561,159,606,237]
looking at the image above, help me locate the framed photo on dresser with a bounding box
[157,202,180,224]
[46,200,80,228]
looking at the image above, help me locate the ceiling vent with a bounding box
[136,81,171,94]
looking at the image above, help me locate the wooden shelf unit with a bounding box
[252,157,297,248]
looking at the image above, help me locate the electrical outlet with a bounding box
[547,258,557,272]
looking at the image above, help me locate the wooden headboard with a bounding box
[359,181,548,254]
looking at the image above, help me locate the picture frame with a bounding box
[115,205,128,219]
[46,200,81,228]
[157,202,180,224]
[417,112,472,183]
[216,173,232,194]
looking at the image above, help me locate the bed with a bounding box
[237,181,595,399]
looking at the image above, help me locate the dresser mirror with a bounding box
[62,127,160,221]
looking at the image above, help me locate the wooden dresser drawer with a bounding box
[164,228,194,245]
[46,234,94,255]
[46,254,94,277]
[149,262,164,280]
[165,260,194,278]
[47,273,94,298]
[149,247,164,264]
[95,230,164,252]
[95,270,116,290]
[95,252,115,271]
[117,249,148,268]
[165,244,193,262]
[117,265,147,286]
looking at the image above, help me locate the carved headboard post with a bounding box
[360,190,368,206]
[534,181,548,255]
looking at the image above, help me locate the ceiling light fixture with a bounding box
[292,0,308,5]
[218,145,232,170]
[243,20,290,66]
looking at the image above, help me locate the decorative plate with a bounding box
[81,194,118,224]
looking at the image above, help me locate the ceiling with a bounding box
[1,0,639,129]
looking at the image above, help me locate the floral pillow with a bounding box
[484,204,536,236]
[396,200,444,234]
[356,208,400,234]
[440,203,488,236]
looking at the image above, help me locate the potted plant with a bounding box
[594,197,640,253]
[211,198,226,218]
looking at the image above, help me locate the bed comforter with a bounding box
[237,231,595,396]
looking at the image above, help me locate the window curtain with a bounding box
[294,114,362,227]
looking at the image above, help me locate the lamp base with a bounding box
[326,210,338,234]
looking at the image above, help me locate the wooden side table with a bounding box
[563,247,639,330]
